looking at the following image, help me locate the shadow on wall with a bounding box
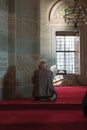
[1,65,16,100]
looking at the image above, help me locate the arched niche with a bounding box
[49,0,74,24]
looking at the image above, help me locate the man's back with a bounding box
[32,69,54,97]
[32,61,57,100]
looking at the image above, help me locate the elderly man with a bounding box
[32,61,57,101]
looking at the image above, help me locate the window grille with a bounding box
[56,35,80,74]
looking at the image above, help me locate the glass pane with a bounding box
[56,52,64,70]
[56,34,80,74]
[56,36,64,51]
[65,52,75,74]
[56,52,75,74]
[65,36,74,51]
[56,36,75,51]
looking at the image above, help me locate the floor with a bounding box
[0,86,87,130]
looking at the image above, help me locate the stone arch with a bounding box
[48,0,73,24]
[48,0,60,21]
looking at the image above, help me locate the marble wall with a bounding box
[0,0,8,99]
[15,0,40,97]
[0,0,40,99]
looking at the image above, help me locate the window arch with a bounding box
[49,0,74,23]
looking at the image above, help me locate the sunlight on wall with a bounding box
[50,65,64,85]
[53,75,64,85]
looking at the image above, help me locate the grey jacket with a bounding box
[32,69,55,97]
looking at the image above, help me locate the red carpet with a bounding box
[0,86,87,110]
[0,86,87,130]
[0,86,87,105]
[0,110,87,130]
[55,86,87,104]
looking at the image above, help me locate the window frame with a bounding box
[50,26,85,77]
[55,34,80,75]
